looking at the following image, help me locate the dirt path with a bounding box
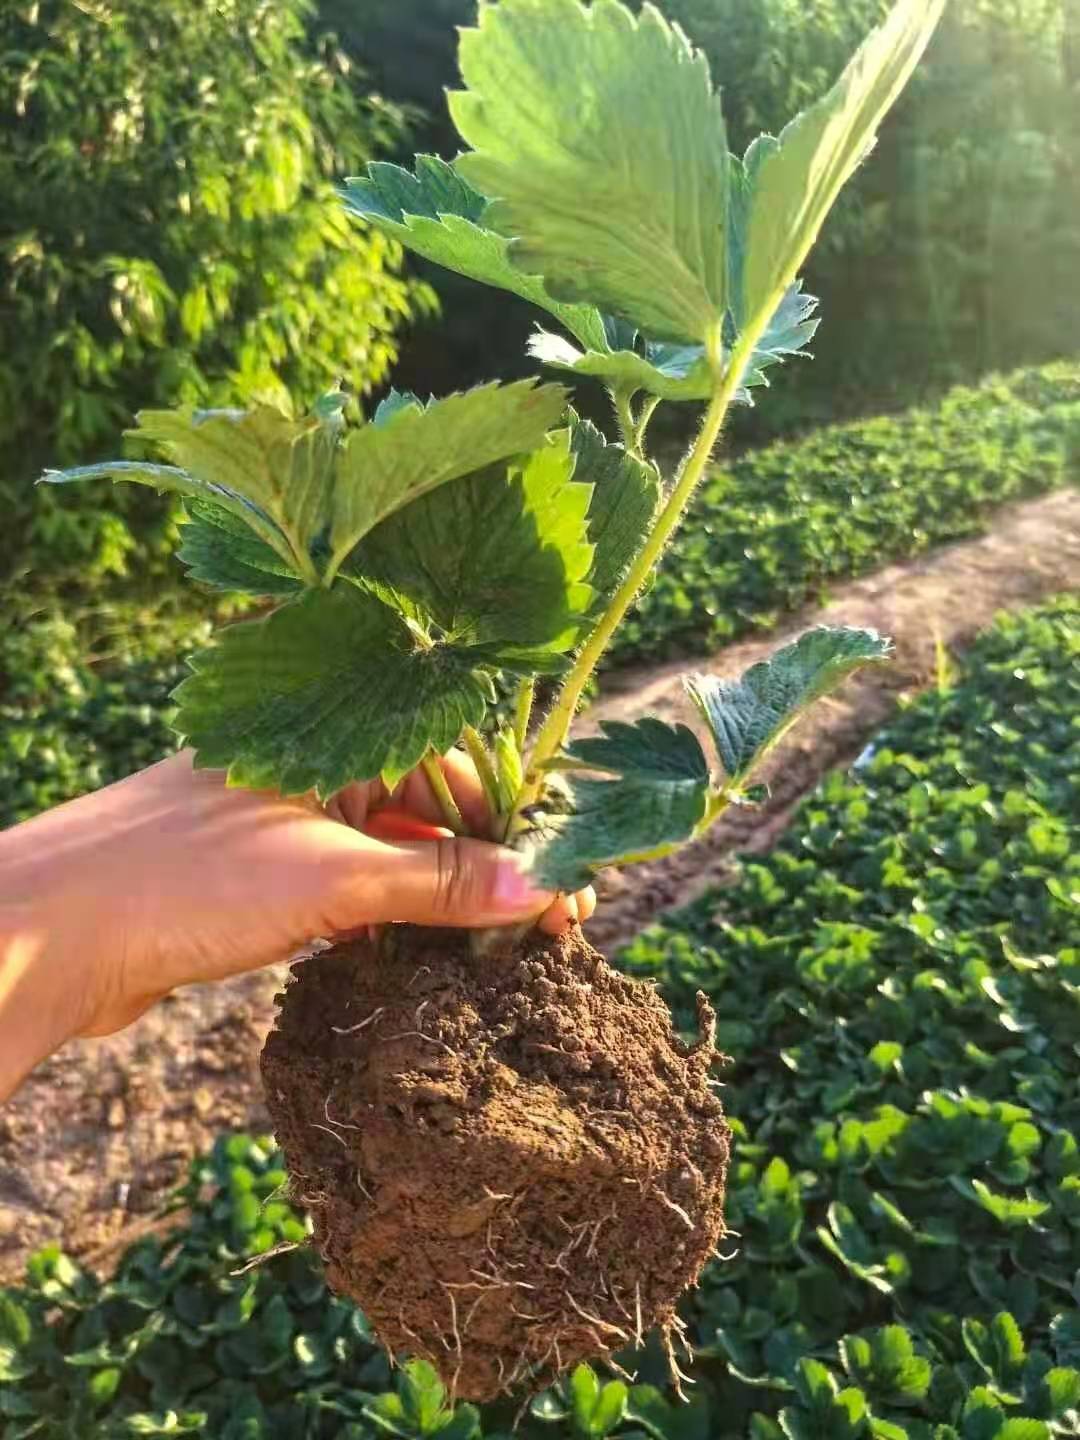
[2,489,1078,1282]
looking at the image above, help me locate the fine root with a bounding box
[309,1121,349,1149]
[385,1029,457,1058]
[655,1189,695,1229]
[230,1240,299,1275]
[331,1006,385,1036]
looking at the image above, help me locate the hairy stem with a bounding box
[421,753,467,835]
[510,332,755,828]
[611,386,637,451]
[461,725,502,825]
[632,395,661,455]
[512,677,535,753]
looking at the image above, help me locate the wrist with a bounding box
[0,823,92,1101]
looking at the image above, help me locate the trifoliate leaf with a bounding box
[570,418,660,602]
[736,0,944,334]
[177,500,303,597]
[530,283,817,404]
[530,718,711,891]
[328,379,568,581]
[687,627,891,784]
[341,156,607,351]
[452,0,729,344]
[173,587,492,796]
[348,430,594,660]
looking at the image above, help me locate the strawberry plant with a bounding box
[41,0,943,1402]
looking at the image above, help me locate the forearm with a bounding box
[0,810,92,1102]
[0,919,71,1102]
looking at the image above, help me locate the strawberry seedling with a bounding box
[42,0,942,1401]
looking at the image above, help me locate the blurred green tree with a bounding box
[0,0,428,596]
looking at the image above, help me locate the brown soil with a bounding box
[261,923,728,1401]
[2,488,1078,1284]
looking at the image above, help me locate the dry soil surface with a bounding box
[2,488,1078,1281]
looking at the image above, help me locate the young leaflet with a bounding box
[40,0,942,891]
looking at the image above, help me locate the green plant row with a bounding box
[2,594,1076,1437]
[609,362,1080,664]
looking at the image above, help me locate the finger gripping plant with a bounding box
[43,0,942,1402]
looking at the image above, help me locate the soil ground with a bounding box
[2,488,1078,1282]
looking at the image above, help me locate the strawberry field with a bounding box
[3,593,1076,1439]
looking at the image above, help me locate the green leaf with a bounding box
[374,390,423,427]
[529,327,715,404]
[687,627,891,784]
[328,380,567,579]
[560,717,709,782]
[452,0,729,344]
[1051,1313,1080,1367]
[128,404,339,579]
[569,418,660,602]
[962,1313,1027,1390]
[739,283,821,397]
[734,0,944,338]
[434,1405,481,1440]
[173,586,492,795]
[588,1381,629,1436]
[90,1365,122,1399]
[0,1296,31,1349]
[531,283,818,404]
[341,156,606,351]
[570,1365,602,1428]
[995,1424,1050,1440]
[532,718,711,891]
[955,1178,1051,1226]
[177,501,304,597]
[349,430,594,661]
[39,456,295,572]
[839,1326,932,1405]
[400,1358,447,1432]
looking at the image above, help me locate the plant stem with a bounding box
[510,333,755,828]
[461,724,501,822]
[421,753,467,835]
[611,386,637,450]
[632,395,661,455]
[512,677,535,752]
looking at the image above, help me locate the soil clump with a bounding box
[261,923,729,1401]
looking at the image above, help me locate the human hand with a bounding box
[0,750,595,1098]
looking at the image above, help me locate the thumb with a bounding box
[369,836,554,928]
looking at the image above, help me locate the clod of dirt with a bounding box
[261,923,729,1402]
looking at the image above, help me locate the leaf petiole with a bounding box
[421,753,468,836]
[510,322,761,835]
[461,725,502,829]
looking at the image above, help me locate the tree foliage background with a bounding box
[0,0,428,597]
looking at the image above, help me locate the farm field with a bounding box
[2,592,1076,1437]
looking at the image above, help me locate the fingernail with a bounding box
[492,858,551,914]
